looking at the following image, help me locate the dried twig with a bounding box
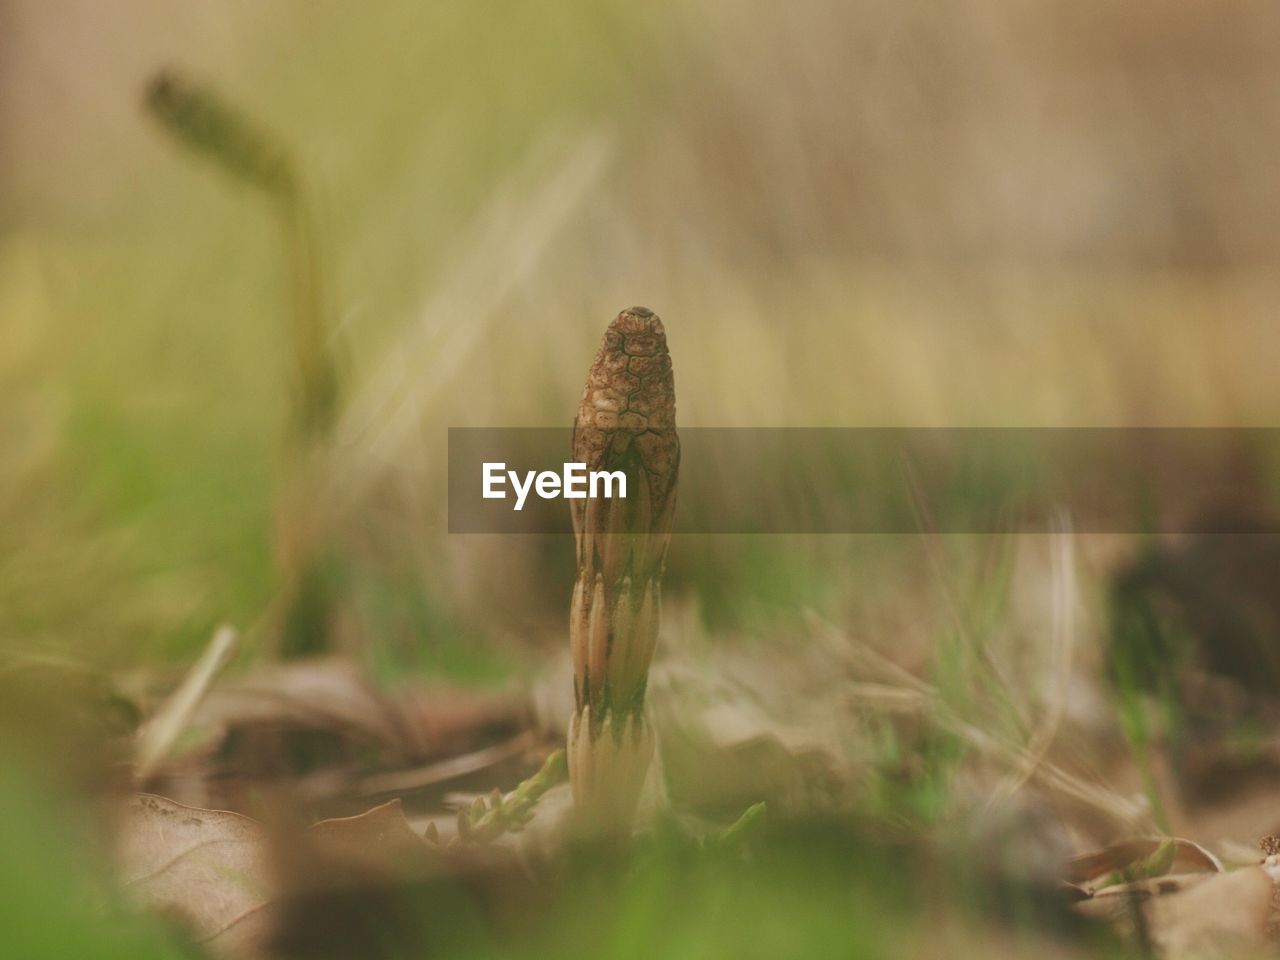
[357,731,538,798]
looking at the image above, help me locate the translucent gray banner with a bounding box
[447,428,1280,534]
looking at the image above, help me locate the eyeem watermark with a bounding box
[482,462,626,511]
[453,428,1280,533]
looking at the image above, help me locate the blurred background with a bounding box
[4,0,1280,672]
[2,0,1280,670]
[4,2,1280,955]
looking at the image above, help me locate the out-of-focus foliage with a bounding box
[4,2,1280,956]
[4,0,1280,666]
[0,754,186,960]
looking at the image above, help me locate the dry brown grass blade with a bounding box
[816,615,1151,831]
[357,730,538,798]
[336,129,613,492]
[988,514,1078,808]
[899,450,1031,735]
[135,624,239,782]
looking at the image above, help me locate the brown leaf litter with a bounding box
[1067,833,1280,957]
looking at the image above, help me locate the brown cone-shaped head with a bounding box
[571,307,679,583]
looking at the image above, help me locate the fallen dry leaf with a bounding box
[119,794,273,954]
[119,792,442,957]
[1147,865,1280,957]
[1069,835,1280,957]
[303,798,438,885]
[186,659,413,755]
[1077,866,1280,958]
[1066,836,1222,895]
[137,657,533,813]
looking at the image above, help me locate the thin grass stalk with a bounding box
[145,70,342,657]
[568,306,678,834]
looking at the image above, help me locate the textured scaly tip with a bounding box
[572,306,679,589]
